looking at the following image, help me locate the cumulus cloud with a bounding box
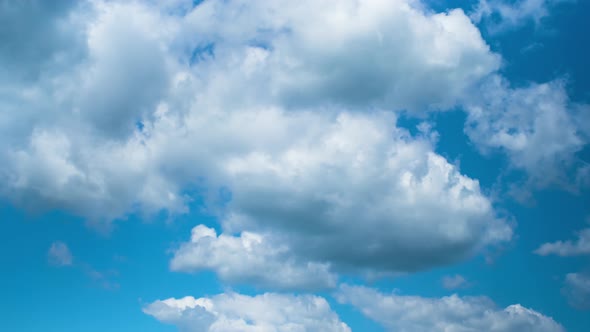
[0,0,515,280]
[15,0,590,286]
[337,285,565,332]
[154,109,512,282]
[0,0,503,223]
[143,292,351,332]
[48,241,73,266]
[182,0,499,112]
[219,111,512,275]
[170,225,337,290]
[535,228,590,256]
[464,76,587,189]
[144,109,511,281]
[562,272,590,310]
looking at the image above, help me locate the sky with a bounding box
[0,0,589,331]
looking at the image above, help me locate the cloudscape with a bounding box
[1,0,589,331]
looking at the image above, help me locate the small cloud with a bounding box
[47,242,119,289]
[442,274,470,290]
[82,264,120,290]
[470,0,571,34]
[113,254,127,263]
[48,241,73,267]
[534,228,590,256]
[520,42,544,54]
[562,273,590,310]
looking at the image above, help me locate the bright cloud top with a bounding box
[170,225,337,290]
[182,0,500,112]
[143,292,351,332]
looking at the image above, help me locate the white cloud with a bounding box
[0,0,503,224]
[170,225,337,290]
[0,0,514,278]
[535,228,590,256]
[6,103,514,280]
[153,109,512,282]
[442,274,469,289]
[219,111,512,275]
[337,285,565,332]
[48,241,73,266]
[464,76,587,188]
[176,0,500,112]
[143,292,351,332]
[23,0,590,287]
[562,272,590,310]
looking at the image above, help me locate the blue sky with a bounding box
[1,0,589,331]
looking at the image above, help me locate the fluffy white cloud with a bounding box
[219,111,512,274]
[151,108,511,281]
[535,228,590,256]
[562,272,590,310]
[135,108,509,284]
[170,225,337,290]
[464,76,587,188]
[0,0,502,223]
[181,0,499,112]
[5,127,187,224]
[143,292,351,332]
[337,285,565,332]
[0,0,514,279]
[6,106,513,280]
[48,241,73,266]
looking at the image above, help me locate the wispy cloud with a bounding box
[535,228,590,256]
[47,241,73,266]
